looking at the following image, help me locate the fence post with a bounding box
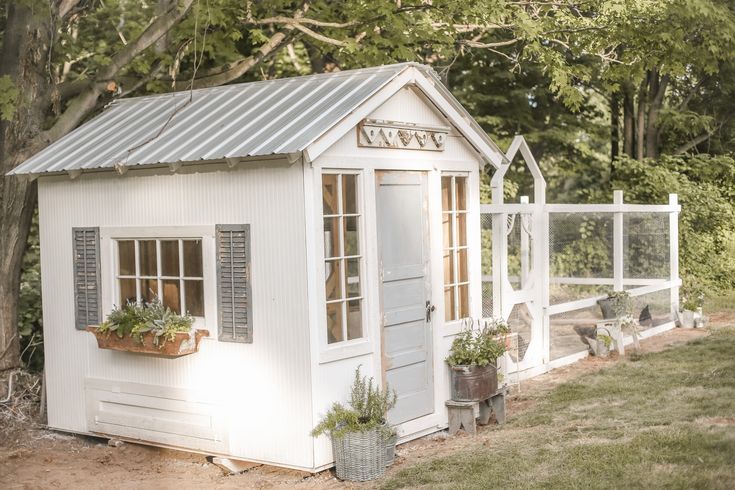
[669,193,680,314]
[613,190,624,292]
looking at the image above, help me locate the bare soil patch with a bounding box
[0,321,722,489]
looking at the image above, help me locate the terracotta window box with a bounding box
[86,326,209,358]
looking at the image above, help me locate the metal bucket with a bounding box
[450,364,498,402]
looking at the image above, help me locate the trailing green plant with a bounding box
[311,367,397,439]
[97,299,193,348]
[597,334,613,349]
[606,290,632,318]
[446,320,507,367]
[681,284,705,311]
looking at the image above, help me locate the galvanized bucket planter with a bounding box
[450,364,498,402]
[331,426,387,481]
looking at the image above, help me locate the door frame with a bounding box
[374,170,436,423]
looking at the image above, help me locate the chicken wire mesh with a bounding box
[549,304,605,360]
[507,213,534,291]
[629,287,674,331]
[549,213,614,304]
[480,213,493,317]
[624,213,670,280]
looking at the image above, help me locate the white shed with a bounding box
[11,63,509,471]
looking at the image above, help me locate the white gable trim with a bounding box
[490,135,547,204]
[303,66,505,169]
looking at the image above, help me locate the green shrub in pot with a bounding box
[311,367,397,481]
[446,320,507,402]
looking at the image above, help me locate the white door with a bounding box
[376,171,434,425]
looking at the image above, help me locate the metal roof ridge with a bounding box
[112,62,424,104]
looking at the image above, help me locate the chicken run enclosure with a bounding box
[485,137,680,378]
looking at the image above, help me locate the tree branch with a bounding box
[56,0,83,19]
[251,16,358,29]
[187,30,297,89]
[674,130,715,154]
[38,0,195,145]
[460,38,519,49]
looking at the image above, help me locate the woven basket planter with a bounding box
[331,426,387,481]
[385,432,398,467]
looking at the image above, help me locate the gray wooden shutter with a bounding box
[216,224,252,343]
[72,227,101,330]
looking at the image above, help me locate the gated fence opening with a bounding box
[481,137,680,378]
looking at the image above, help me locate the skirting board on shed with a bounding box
[84,378,228,454]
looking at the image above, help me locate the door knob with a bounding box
[426,301,436,322]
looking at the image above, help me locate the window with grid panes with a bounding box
[442,175,470,321]
[322,173,364,344]
[116,238,204,317]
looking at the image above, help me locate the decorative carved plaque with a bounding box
[357,119,449,151]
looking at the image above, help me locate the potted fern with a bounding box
[446,319,507,402]
[311,367,397,482]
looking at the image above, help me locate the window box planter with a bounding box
[86,326,209,358]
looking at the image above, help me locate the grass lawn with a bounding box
[383,328,735,489]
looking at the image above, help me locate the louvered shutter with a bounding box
[216,225,252,343]
[72,227,101,330]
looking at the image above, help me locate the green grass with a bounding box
[383,329,735,490]
[706,292,735,312]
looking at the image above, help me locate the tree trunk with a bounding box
[646,70,669,159]
[636,76,648,161]
[0,4,53,370]
[623,84,634,157]
[610,92,620,166]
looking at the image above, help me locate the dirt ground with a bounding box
[1,314,730,490]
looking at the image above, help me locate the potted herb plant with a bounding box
[311,367,397,482]
[446,319,507,402]
[680,296,704,328]
[86,299,208,358]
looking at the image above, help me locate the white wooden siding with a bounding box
[309,85,483,468]
[39,164,314,469]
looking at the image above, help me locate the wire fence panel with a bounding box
[549,213,614,304]
[624,213,670,280]
[480,213,493,318]
[549,304,605,361]
[480,192,678,370]
[628,287,674,332]
[507,213,534,291]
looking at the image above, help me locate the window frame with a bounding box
[442,173,471,322]
[114,238,205,317]
[100,226,216,332]
[320,169,368,350]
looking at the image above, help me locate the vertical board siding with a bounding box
[72,227,101,330]
[216,225,252,343]
[39,164,313,469]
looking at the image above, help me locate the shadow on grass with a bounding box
[382,328,735,490]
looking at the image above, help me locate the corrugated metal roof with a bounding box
[11,62,500,175]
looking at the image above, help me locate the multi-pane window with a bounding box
[116,238,204,317]
[442,175,470,321]
[322,173,363,344]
